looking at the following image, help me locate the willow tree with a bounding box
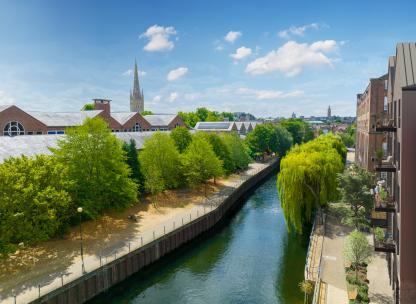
[277,134,345,234]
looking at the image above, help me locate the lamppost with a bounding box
[77,207,85,274]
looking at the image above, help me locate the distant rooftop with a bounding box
[143,114,177,126]
[27,110,102,127]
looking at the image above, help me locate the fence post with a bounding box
[129,242,131,252]
[100,254,102,266]
[61,274,64,286]
[13,295,16,304]
[153,231,155,240]
[38,284,41,298]
[141,236,143,246]
[182,218,184,225]
[114,251,116,260]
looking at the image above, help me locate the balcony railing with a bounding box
[375,112,396,132]
[373,229,396,253]
[375,156,396,172]
[375,197,396,213]
[370,210,388,228]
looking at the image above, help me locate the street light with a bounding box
[77,207,85,274]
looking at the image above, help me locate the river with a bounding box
[89,175,308,304]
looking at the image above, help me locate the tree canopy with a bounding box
[280,118,314,145]
[277,134,345,234]
[141,110,153,116]
[178,107,235,128]
[170,126,192,153]
[53,117,137,218]
[221,133,251,171]
[81,103,94,111]
[123,139,144,192]
[343,230,373,275]
[139,132,182,194]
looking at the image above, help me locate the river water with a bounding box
[89,175,308,304]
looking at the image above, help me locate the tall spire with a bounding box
[130,59,144,112]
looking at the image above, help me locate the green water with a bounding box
[90,175,308,304]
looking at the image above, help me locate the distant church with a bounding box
[130,60,144,113]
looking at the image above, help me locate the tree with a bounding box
[122,139,144,191]
[0,155,72,254]
[337,163,374,230]
[280,118,314,145]
[170,126,192,153]
[139,132,182,194]
[344,230,373,279]
[81,103,94,111]
[196,107,210,121]
[178,111,200,128]
[277,134,345,234]
[141,110,153,116]
[53,117,137,218]
[181,136,223,194]
[221,133,251,170]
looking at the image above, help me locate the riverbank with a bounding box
[0,160,276,304]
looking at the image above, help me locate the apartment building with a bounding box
[355,74,387,171]
[369,43,416,304]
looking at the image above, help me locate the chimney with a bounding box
[93,99,111,117]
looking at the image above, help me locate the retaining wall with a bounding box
[32,159,280,304]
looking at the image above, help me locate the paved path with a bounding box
[320,215,351,304]
[0,162,272,304]
[367,244,394,303]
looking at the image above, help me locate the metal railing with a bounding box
[309,212,326,304]
[1,162,274,304]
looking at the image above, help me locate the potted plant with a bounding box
[374,227,385,244]
[375,148,384,165]
[378,187,388,207]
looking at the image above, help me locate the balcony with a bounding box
[371,210,388,228]
[373,228,396,253]
[375,113,396,132]
[375,156,396,172]
[375,197,396,213]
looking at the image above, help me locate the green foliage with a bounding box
[181,136,223,186]
[0,155,72,254]
[339,132,355,148]
[195,132,235,174]
[221,133,251,171]
[374,227,385,243]
[245,123,293,158]
[344,230,373,274]
[280,118,314,145]
[337,164,374,230]
[139,132,182,194]
[178,107,235,128]
[141,110,153,116]
[170,126,192,153]
[81,103,95,111]
[122,139,144,191]
[53,117,137,218]
[277,134,345,234]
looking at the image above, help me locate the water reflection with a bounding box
[89,175,307,304]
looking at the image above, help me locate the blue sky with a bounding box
[0,0,415,117]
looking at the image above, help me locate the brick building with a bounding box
[0,98,185,137]
[355,74,388,171]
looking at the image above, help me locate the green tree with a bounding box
[122,139,144,191]
[221,133,251,170]
[0,155,72,254]
[81,103,94,111]
[139,132,182,194]
[337,164,374,230]
[277,134,345,234]
[141,110,153,116]
[280,118,314,145]
[221,112,235,121]
[181,136,223,194]
[53,117,137,218]
[170,126,192,153]
[343,230,373,279]
[194,132,235,174]
[196,107,210,121]
[178,111,200,128]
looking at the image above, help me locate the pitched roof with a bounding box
[234,122,246,131]
[111,112,137,125]
[143,114,177,127]
[0,131,156,163]
[194,121,236,131]
[27,110,102,127]
[0,105,12,112]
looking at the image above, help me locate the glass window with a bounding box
[133,123,141,132]
[3,121,25,136]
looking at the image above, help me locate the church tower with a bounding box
[327,105,332,119]
[130,60,144,112]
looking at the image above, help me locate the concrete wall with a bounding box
[32,159,279,304]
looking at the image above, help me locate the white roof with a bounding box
[143,114,177,127]
[234,122,246,131]
[0,131,157,163]
[111,112,136,125]
[194,121,236,131]
[27,111,102,127]
[243,122,252,129]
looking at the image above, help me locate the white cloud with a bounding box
[246,40,338,76]
[168,92,178,103]
[236,87,304,100]
[184,93,201,101]
[122,69,146,76]
[224,31,242,43]
[215,45,224,51]
[140,25,177,52]
[278,23,320,38]
[230,47,252,60]
[152,95,161,103]
[167,67,188,81]
[0,90,14,105]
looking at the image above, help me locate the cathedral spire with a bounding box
[133,59,140,94]
[130,59,144,112]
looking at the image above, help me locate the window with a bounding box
[27,131,33,135]
[133,123,141,132]
[36,131,43,135]
[3,121,25,136]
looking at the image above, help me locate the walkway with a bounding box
[367,245,394,303]
[0,161,272,304]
